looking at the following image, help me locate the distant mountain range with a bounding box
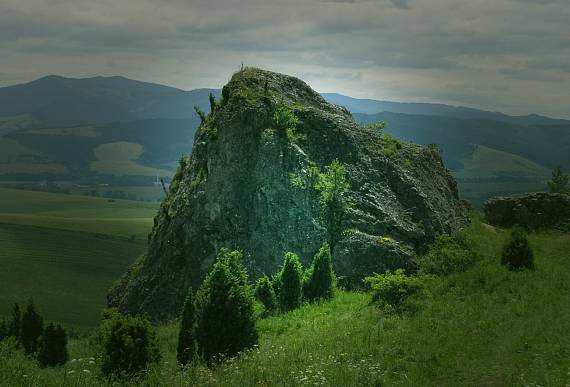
[322,93,569,126]
[0,75,568,205]
[0,75,220,128]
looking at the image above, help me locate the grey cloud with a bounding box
[390,0,411,9]
[0,0,569,118]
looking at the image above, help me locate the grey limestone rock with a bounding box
[108,68,469,322]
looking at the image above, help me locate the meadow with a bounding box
[0,188,158,329]
[1,215,569,386]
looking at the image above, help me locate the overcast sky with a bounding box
[1,0,569,118]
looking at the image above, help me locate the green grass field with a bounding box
[1,216,569,386]
[0,188,157,240]
[91,141,173,177]
[0,188,158,329]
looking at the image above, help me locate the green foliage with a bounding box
[377,235,395,247]
[38,323,68,367]
[315,159,352,249]
[177,288,196,366]
[364,269,422,314]
[501,226,535,270]
[97,310,160,377]
[271,272,281,299]
[190,167,207,190]
[194,105,206,124]
[20,300,44,355]
[8,303,21,340]
[273,105,303,143]
[208,93,217,114]
[0,319,7,342]
[364,121,386,132]
[306,161,321,189]
[547,165,569,193]
[381,133,403,158]
[413,232,478,275]
[255,275,278,313]
[288,172,304,189]
[286,127,306,143]
[195,249,257,363]
[273,106,298,131]
[303,241,335,302]
[278,252,304,312]
[261,127,276,139]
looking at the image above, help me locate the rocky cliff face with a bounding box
[484,193,570,231]
[108,68,469,321]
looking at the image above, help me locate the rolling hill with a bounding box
[0,75,568,205]
[0,75,220,128]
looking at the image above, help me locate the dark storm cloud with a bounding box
[0,0,569,118]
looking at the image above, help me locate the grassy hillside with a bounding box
[2,216,569,385]
[0,189,158,328]
[455,145,549,205]
[1,118,197,178]
[456,144,550,180]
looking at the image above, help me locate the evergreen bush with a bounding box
[20,301,43,355]
[547,165,569,193]
[364,269,422,314]
[38,323,68,367]
[97,310,160,377]
[195,249,258,363]
[255,275,277,313]
[413,233,478,275]
[501,226,534,270]
[303,241,335,302]
[279,252,303,312]
[8,303,21,341]
[0,319,7,342]
[177,288,196,366]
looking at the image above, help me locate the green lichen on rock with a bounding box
[108,68,469,322]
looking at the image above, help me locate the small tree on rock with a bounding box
[195,249,257,363]
[21,300,43,354]
[255,275,277,313]
[38,323,68,367]
[177,288,196,366]
[501,226,534,270]
[547,165,569,193]
[303,241,335,302]
[279,252,303,312]
[315,159,352,250]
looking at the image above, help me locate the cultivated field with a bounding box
[0,188,158,329]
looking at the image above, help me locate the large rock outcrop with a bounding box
[483,192,570,231]
[108,68,469,321]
